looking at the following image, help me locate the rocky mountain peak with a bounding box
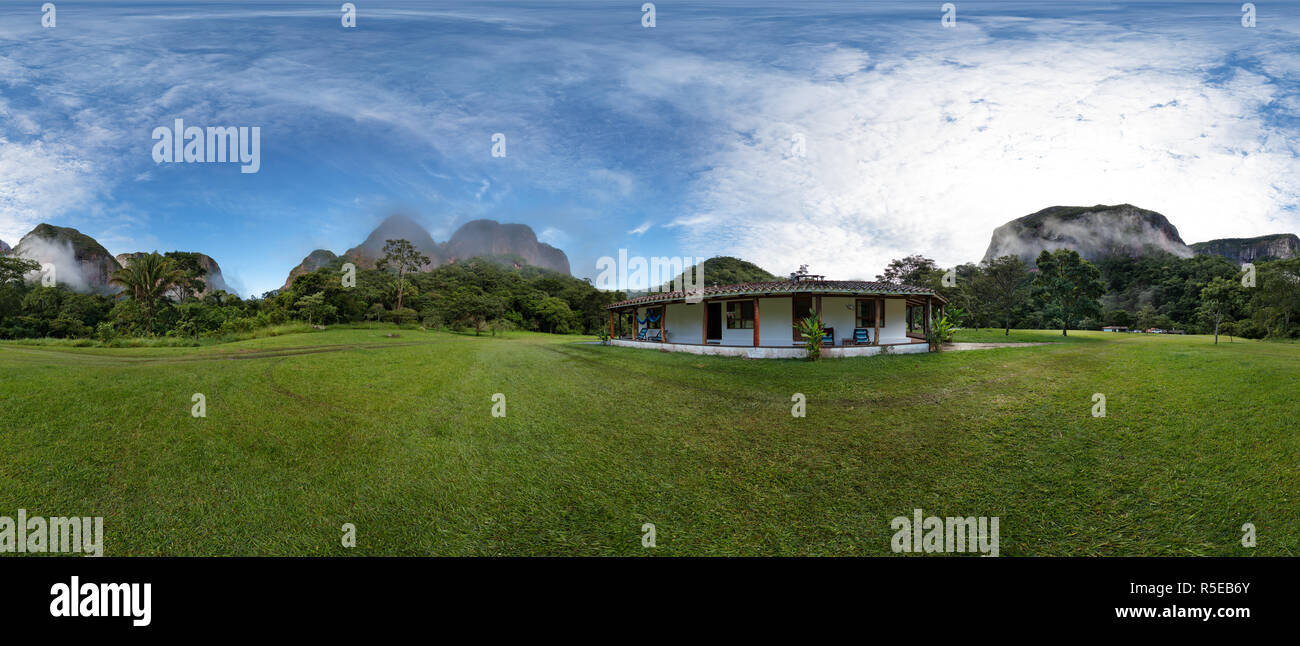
[281,249,339,290]
[12,223,122,293]
[983,204,1191,264]
[1190,234,1299,264]
[446,219,570,275]
[284,216,570,290]
[343,214,444,270]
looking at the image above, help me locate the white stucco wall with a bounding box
[756,297,793,346]
[630,295,929,346]
[879,299,911,344]
[664,302,703,345]
[817,297,856,345]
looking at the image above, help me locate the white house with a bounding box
[606,278,947,359]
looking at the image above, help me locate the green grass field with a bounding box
[1,327,1295,556]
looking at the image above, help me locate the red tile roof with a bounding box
[606,280,946,309]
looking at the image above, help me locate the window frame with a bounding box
[725,300,755,330]
[855,298,884,329]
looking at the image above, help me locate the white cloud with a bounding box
[538,226,569,247]
[0,138,102,244]
[589,169,636,199]
[4,2,1298,293]
[622,19,1300,279]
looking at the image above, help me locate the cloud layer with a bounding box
[1,2,1296,292]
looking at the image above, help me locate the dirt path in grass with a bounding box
[0,340,441,364]
[943,342,1051,351]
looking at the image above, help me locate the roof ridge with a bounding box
[605,279,944,309]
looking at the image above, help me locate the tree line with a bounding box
[4,240,1295,342]
[877,249,1300,340]
[0,240,624,341]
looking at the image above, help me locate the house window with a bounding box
[726,301,754,329]
[855,300,883,328]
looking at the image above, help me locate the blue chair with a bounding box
[821,327,834,346]
[853,328,871,345]
[636,328,647,341]
[647,329,663,342]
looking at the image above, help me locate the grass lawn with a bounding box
[1,326,1295,556]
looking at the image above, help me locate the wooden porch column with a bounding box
[753,297,760,347]
[925,296,932,337]
[661,305,667,343]
[608,310,614,339]
[874,297,881,346]
[701,300,708,344]
[815,295,822,319]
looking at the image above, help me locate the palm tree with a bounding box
[110,252,186,328]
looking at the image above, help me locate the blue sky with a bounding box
[1,0,1298,295]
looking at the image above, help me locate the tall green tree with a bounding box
[377,239,430,311]
[444,287,504,335]
[938,263,981,325]
[163,251,209,301]
[1197,277,1246,344]
[0,256,41,286]
[294,292,336,326]
[109,252,185,329]
[1031,249,1104,336]
[974,255,1029,336]
[1252,259,1300,337]
[534,296,574,334]
[876,254,941,288]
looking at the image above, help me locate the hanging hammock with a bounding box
[636,309,663,325]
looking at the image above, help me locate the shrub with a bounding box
[794,314,826,361]
[419,310,443,329]
[387,308,419,325]
[48,315,92,339]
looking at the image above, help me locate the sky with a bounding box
[1,0,1298,296]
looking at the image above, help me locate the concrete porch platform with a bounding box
[609,338,931,359]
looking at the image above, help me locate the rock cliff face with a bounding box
[445,219,570,275]
[116,251,231,296]
[283,216,570,289]
[12,223,122,293]
[282,249,339,290]
[1190,234,1299,263]
[982,204,1191,264]
[0,239,10,254]
[343,214,444,270]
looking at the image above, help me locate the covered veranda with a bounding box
[605,279,947,358]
